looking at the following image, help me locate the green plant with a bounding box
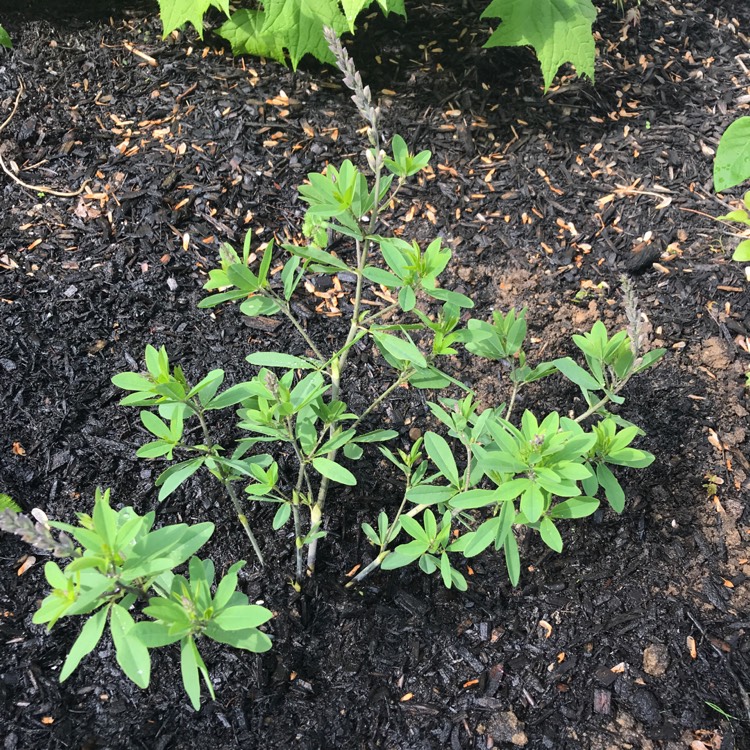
[713,117,750,262]
[0,23,11,49]
[113,29,663,590]
[0,493,21,512]
[0,489,273,709]
[156,0,598,89]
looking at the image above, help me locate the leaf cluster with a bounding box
[8,489,272,710]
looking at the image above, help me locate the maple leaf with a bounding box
[481,0,597,90]
[217,9,287,63]
[157,0,230,39]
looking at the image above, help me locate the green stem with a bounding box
[268,291,325,361]
[193,401,265,565]
[349,368,414,433]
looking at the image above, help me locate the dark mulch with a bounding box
[1,1,749,748]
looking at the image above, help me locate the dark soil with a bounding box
[1,1,749,748]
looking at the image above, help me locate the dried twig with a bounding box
[0,76,90,197]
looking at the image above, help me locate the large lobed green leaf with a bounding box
[216,0,405,68]
[482,0,596,90]
[158,0,230,38]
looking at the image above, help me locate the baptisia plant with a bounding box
[112,28,664,590]
[0,490,272,709]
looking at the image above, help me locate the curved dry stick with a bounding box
[0,76,90,197]
[0,77,24,134]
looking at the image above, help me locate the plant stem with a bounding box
[270,291,325,361]
[223,479,265,566]
[349,368,413,432]
[193,401,265,565]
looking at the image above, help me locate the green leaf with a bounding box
[363,266,402,288]
[157,0,230,38]
[246,352,319,369]
[520,483,545,523]
[140,411,173,442]
[552,357,602,392]
[272,503,292,530]
[111,605,151,689]
[354,429,399,443]
[311,457,356,485]
[0,493,21,512]
[60,606,108,682]
[539,517,563,553]
[240,296,281,317]
[213,604,273,631]
[482,0,597,90]
[180,637,203,710]
[504,532,520,586]
[155,458,204,502]
[372,331,427,368]
[423,432,460,486]
[549,496,599,519]
[596,462,625,512]
[714,117,750,192]
[732,239,750,262]
[216,9,286,61]
[0,24,12,49]
[381,539,429,569]
[112,372,154,392]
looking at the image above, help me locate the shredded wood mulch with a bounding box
[0,1,749,748]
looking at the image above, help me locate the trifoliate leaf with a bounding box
[482,0,597,90]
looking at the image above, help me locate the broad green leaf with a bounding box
[552,357,602,392]
[520,483,544,523]
[140,411,173,442]
[372,331,427,368]
[213,604,273,630]
[272,503,292,530]
[60,606,108,681]
[111,605,150,689]
[364,266,402,288]
[380,539,429,569]
[596,462,625,512]
[482,0,597,90]
[216,9,286,61]
[714,117,750,192]
[549,496,599,518]
[539,517,563,552]
[112,372,154,392]
[312,457,357,485]
[158,0,230,38]
[0,24,11,49]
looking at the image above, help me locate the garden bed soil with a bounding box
[0,1,749,748]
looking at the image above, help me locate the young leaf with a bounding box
[504,532,521,586]
[272,504,292,530]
